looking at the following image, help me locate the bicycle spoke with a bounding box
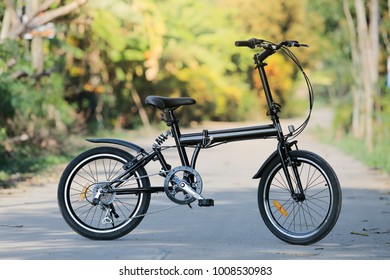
[63,152,150,232]
[265,156,333,237]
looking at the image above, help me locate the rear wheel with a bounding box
[258,150,341,245]
[57,147,151,240]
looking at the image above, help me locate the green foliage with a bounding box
[57,0,260,128]
[318,86,390,175]
[0,40,74,180]
[3,0,389,180]
[152,0,255,123]
[56,0,316,129]
[330,84,390,174]
[223,0,317,116]
[333,102,353,135]
[0,0,328,180]
[311,0,390,174]
[328,134,390,175]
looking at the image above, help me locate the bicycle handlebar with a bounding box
[235,38,314,140]
[234,38,309,50]
[234,38,264,49]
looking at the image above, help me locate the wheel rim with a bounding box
[263,157,333,239]
[63,153,146,233]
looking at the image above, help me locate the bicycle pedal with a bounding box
[198,199,214,207]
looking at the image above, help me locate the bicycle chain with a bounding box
[115,169,183,220]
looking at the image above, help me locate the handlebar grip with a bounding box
[234,38,263,49]
[234,40,252,48]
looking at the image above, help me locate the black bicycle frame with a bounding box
[106,47,304,197]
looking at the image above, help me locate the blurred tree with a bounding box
[62,0,167,129]
[154,0,254,123]
[342,0,381,151]
[1,0,88,73]
[223,0,317,113]
[308,0,389,170]
[0,1,87,175]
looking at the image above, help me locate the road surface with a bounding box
[0,111,389,260]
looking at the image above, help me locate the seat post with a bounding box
[166,109,190,166]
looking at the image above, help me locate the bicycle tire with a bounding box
[57,147,151,240]
[258,150,341,245]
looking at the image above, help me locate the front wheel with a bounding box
[258,150,341,245]
[57,147,151,240]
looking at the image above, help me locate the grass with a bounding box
[316,128,390,175]
[0,147,83,188]
[335,135,390,174]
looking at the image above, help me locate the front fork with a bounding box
[277,140,306,202]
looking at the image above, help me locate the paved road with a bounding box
[0,113,389,260]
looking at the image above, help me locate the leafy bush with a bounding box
[0,64,75,179]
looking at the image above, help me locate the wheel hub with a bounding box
[292,192,306,202]
[90,182,116,205]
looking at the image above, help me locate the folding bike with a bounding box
[58,38,342,245]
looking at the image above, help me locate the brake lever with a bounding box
[280,40,310,48]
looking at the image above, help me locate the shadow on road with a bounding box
[0,185,389,260]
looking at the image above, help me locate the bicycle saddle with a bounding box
[145,95,196,110]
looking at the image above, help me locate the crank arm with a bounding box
[167,175,204,199]
[177,182,205,200]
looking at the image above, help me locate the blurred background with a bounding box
[0,0,389,184]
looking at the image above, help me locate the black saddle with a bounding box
[145,95,196,111]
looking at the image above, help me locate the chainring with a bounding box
[164,166,203,205]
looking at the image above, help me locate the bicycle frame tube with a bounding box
[256,59,275,111]
[104,148,168,195]
[255,54,285,139]
[180,124,278,146]
[167,110,191,166]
